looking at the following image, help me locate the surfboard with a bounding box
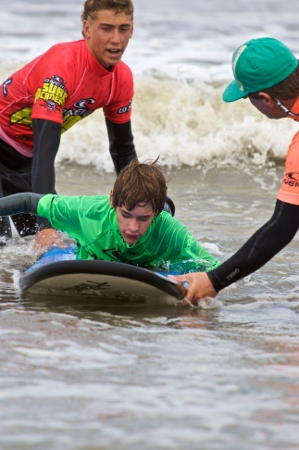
[19,247,187,306]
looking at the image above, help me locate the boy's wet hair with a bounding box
[81,0,134,21]
[112,159,167,214]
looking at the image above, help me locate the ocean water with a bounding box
[1,1,299,449]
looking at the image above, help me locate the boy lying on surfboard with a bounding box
[0,160,221,273]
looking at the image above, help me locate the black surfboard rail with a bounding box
[19,259,187,300]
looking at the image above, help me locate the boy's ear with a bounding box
[257,92,275,105]
[82,20,91,39]
[110,189,113,207]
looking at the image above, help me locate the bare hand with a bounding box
[170,272,217,305]
[33,228,66,255]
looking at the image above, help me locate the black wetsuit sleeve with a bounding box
[105,119,137,174]
[32,118,62,194]
[0,193,43,216]
[31,119,61,229]
[208,199,299,292]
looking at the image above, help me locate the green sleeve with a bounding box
[37,194,56,223]
[156,213,221,272]
[179,232,221,271]
[37,194,81,236]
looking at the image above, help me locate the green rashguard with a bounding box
[38,194,220,271]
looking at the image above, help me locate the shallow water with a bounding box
[1,0,299,448]
[1,165,299,450]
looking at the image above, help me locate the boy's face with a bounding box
[83,9,133,68]
[115,202,157,245]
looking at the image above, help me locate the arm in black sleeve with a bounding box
[32,118,62,194]
[31,119,61,230]
[0,193,43,216]
[105,119,137,174]
[208,199,299,292]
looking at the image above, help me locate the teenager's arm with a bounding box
[31,119,62,229]
[31,119,62,194]
[0,193,63,252]
[172,200,299,303]
[0,193,43,216]
[208,199,299,291]
[105,119,137,174]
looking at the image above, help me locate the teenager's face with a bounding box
[83,9,133,68]
[115,202,157,245]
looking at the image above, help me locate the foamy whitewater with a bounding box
[1,1,299,450]
[2,0,299,172]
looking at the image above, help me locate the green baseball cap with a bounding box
[222,37,298,103]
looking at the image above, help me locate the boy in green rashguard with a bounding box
[0,160,220,273]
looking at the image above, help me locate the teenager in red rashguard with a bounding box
[0,0,176,238]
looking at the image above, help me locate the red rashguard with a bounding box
[0,39,134,157]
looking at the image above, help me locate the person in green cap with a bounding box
[171,36,299,304]
[0,159,220,273]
